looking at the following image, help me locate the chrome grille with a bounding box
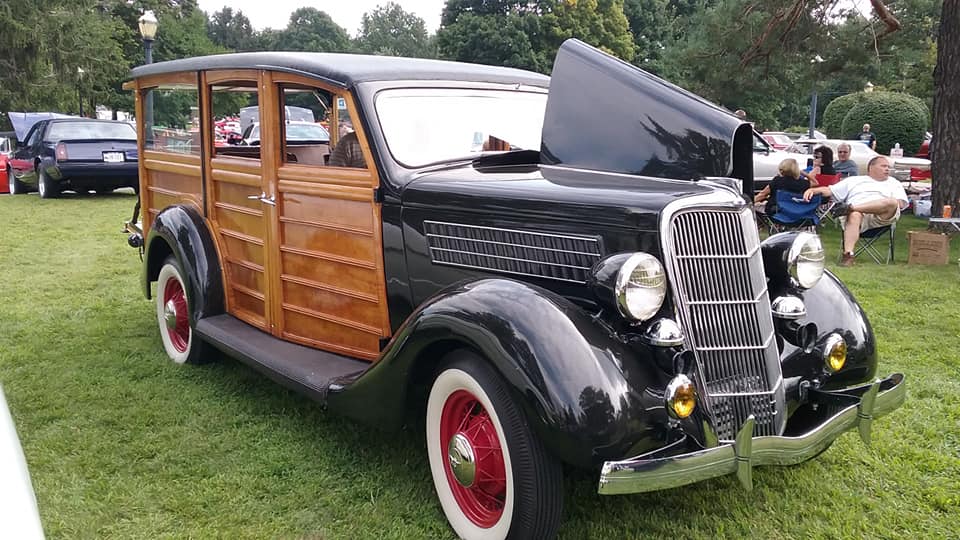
[665,205,785,441]
[424,221,601,283]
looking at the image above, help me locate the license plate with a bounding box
[103,152,125,162]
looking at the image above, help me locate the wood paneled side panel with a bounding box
[233,297,266,326]
[215,206,264,237]
[221,234,265,267]
[227,261,265,293]
[149,169,203,197]
[282,280,382,329]
[280,191,374,232]
[214,180,263,211]
[280,250,380,293]
[282,310,380,360]
[281,221,375,262]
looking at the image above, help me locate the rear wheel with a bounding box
[156,255,210,364]
[37,168,59,199]
[426,352,563,540]
[8,166,26,194]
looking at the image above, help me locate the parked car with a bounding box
[124,40,905,539]
[761,131,793,150]
[0,386,45,539]
[8,119,139,198]
[916,132,931,158]
[240,121,329,147]
[793,138,930,181]
[0,131,14,194]
[752,132,813,192]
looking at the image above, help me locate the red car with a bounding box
[1,131,14,194]
[761,131,793,150]
[916,138,930,158]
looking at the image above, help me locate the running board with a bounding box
[195,314,370,403]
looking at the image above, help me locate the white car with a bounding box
[752,132,813,192]
[793,138,930,181]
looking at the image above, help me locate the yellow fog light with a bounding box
[824,334,847,372]
[666,375,697,418]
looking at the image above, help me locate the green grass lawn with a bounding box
[0,191,958,539]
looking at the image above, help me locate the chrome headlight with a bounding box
[615,253,667,321]
[788,233,825,289]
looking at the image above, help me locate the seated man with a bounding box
[833,143,858,178]
[803,156,908,266]
[328,131,367,169]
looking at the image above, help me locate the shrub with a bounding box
[840,91,928,155]
[822,92,869,138]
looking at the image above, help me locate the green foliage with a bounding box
[543,0,635,63]
[822,92,869,138]
[274,7,351,52]
[207,7,257,51]
[355,2,435,58]
[840,91,928,154]
[437,12,551,71]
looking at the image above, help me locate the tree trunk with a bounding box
[931,0,960,224]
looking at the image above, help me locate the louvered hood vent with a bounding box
[424,221,602,283]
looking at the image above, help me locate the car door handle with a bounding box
[246,192,276,206]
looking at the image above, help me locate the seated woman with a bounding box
[755,158,814,216]
[804,145,836,184]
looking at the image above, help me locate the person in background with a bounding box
[833,142,858,178]
[857,123,877,150]
[802,156,907,266]
[754,158,814,216]
[734,109,747,120]
[328,130,367,169]
[805,145,836,182]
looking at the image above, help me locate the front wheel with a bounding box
[426,352,563,540]
[156,255,210,364]
[8,166,27,194]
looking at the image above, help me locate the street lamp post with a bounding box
[138,10,158,143]
[77,67,85,117]
[808,55,824,140]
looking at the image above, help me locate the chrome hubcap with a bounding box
[164,299,178,330]
[447,433,476,487]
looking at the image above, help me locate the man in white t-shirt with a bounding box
[803,156,907,266]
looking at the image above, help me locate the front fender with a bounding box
[774,270,877,390]
[143,204,224,322]
[327,278,668,468]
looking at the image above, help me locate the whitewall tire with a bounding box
[426,353,563,540]
[156,256,205,364]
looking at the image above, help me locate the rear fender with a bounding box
[143,204,224,322]
[327,278,668,468]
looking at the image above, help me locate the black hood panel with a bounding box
[540,40,753,193]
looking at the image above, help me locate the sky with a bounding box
[195,0,446,36]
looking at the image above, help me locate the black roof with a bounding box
[130,52,550,89]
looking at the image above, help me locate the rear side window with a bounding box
[46,122,135,142]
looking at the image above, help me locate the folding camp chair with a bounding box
[768,191,821,235]
[814,173,841,226]
[840,221,896,265]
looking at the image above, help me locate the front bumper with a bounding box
[598,373,905,495]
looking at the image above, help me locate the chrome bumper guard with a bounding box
[598,373,905,495]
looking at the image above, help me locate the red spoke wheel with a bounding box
[155,255,208,364]
[426,352,563,540]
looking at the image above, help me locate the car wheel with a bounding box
[8,166,27,195]
[156,255,210,364]
[37,168,59,199]
[426,352,563,540]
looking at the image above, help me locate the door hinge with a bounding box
[373,186,384,203]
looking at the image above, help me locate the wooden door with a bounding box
[203,71,273,332]
[268,76,391,361]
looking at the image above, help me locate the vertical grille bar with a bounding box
[665,206,785,441]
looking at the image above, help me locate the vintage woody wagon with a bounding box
[124,40,904,539]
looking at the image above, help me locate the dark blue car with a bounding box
[8,118,139,198]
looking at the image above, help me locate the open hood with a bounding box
[540,40,754,196]
[8,112,78,141]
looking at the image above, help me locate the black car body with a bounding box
[8,119,139,197]
[126,40,904,539]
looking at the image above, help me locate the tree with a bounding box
[356,3,435,58]
[437,12,550,71]
[930,0,959,222]
[274,8,351,52]
[207,7,256,51]
[542,0,635,62]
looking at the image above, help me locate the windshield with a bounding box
[375,88,548,167]
[46,121,136,142]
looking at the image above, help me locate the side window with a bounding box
[25,123,42,146]
[329,94,367,169]
[279,85,333,166]
[211,81,260,160]
[144,86,201,155]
